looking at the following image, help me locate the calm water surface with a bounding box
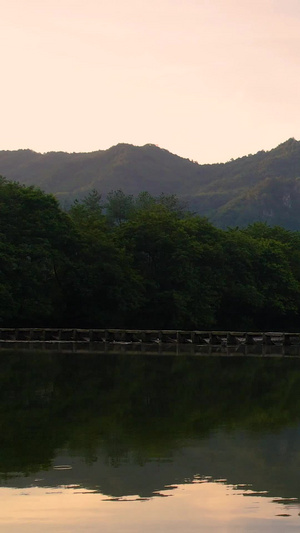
[0,351,300,531]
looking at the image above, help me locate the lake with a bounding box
[0,351,300,531]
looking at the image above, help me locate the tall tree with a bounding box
[0,178,74,325]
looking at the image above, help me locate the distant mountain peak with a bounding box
[1,139,300,229]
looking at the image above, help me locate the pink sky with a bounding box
[1,0,300,163]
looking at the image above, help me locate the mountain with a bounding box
[0,144,202,199]
[1,138,300,228]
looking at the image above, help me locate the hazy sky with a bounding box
[1,0,300,163]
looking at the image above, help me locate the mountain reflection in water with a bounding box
[0,351,300,527]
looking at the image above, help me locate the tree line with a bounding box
[1,177,300,331]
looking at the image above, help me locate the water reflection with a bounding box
[2,430,300,503]
[0,482,300,533]
[1,352,300,529]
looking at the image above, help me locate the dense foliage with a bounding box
[1,178,300,330]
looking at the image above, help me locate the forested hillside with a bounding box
[1,178,300,330]
[1,138,300,228]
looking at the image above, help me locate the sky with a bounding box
[1,0,300,164]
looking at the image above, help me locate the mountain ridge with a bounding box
[1,138,300,228]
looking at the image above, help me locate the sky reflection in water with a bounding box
[0,480,300,533]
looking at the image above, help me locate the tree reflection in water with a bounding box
[0,351,300,504]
